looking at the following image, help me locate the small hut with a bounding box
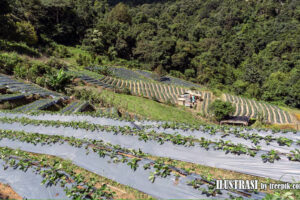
[220,116,250,126]
[177,90,202,107]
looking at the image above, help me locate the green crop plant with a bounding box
[261,150,281,163]
[288,149,300,162]
[276,137,293,147]
[0,147,115,199]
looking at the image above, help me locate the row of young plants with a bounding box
[0,147,114,199]
[99,75,192,104]
[0,109,297,136]
[0,108,296,136]
[13,98,60,112]
[152,121,298,134]
[225,94,292,124]
[0,73,63,98]
[152,123,299,148]
[0,129,257,199]
[0,116,299,163]
[0,129,169,181]
[0,129,212,197]
[0,109,134,122]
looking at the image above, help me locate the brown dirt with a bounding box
[295,113,300,121]
[0,183,22,200]
[147,155,281,194]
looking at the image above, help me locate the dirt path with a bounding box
[244,100,250,117]
[154,83,163,100]
[239,101,244,116]
[204,92,210,114]
[136,82,141,96]
[150,83,159,99]
[162,85,171,101]
[267,105,275,123]
[261,103,271,123]
[146,83,154,98]
[222,93,228,102]
[246,99,255,118]
[271,106,282,124]
[0,182,22,200]
[252,100,260,118]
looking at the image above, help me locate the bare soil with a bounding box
[0,182,22,200]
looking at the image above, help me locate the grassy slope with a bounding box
[114,92,201,124]
[75,86,203,125]
[1,44,298,128]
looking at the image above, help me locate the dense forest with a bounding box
[0,0,299,108]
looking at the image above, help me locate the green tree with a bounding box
[209,99,235,121]
[108,3,131,24]
[15,21,38,45]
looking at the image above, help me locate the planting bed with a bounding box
[224,94,294,124]
[0,182,22,200]
[13,98,61,112]
[1,68,298,199]
[0,112,299,185]
[0,74,63,98]
[86,66,204,89]
[0,159,71,199]
[0,93,29,103]
[60,101,94,114]
[80,73,211,112]
[0,127,265,199]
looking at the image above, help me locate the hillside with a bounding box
[1,0,300,108]
[1,0,300,199]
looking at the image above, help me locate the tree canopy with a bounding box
[1,0,299,108]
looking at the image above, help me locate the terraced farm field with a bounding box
[224,94,295,124]
[75,71,298,125]
[1,72,300,199]
[78,74,213,114]
[0,74,98,115]
[87,66,203,89]
[0,111,299,199]
[0,74,62,98]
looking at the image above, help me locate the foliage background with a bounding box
[1,0,299,108]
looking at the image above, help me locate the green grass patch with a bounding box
[73,86,202,125]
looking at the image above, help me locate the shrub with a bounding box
[0,40,40,57]
[36,76,45,87]
[212,88,222,97]
[13,63,27,79]
[46,69,73,92]
[209,99,235,121]
[94,66,112,76]
[154,65,167,78]
[127,61,140,69]
[15,21,38,45]
[169,70,186,79]
[121,87,131,95]
[0,53,23,74]
[166,99,175,107]
[76,54,92,66]
[184,68,196,79]
[59,46,72,58]
[46,58,68,70]
[152,96,160,102]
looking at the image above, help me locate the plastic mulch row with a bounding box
[0,139,264,199]
[0,121,299,183]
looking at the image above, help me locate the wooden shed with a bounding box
[177,91,202,107]
[220,116,250,126]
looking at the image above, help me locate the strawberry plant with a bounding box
[277,137,293,147]
[0,147,115,199]
[261,150,281,163]
[288,149,300,162]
